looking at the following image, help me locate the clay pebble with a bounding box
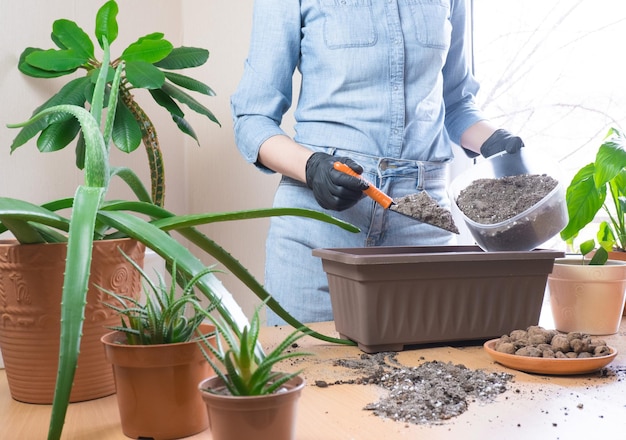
[494,326,610,359]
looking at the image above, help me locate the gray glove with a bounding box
[305,152,368,211]
[480,129,525,158]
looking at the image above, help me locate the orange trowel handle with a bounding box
[333,162,394,209]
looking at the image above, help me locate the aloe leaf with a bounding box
[9,105,108,189]
[97,210,252,334]
[125,61,165,89]
[48,186,104,440]
[101,61,124,149]
[90,38,111,128]
[10,76,90,151]
[121,38,173,63]
[163,71,215,96]
[161,82,220,125]
[154,46,209,69]
[112,100,142,153]
[95,0,119,49]
[109,167,152,203]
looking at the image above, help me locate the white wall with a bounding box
[0,1,273,319]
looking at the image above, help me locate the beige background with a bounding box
[0,1,474,322]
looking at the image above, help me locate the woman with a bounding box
[231,0,523,324]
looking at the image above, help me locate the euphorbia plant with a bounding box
[13,0,219,206]
[2,44,358,440]
[560,127,626,253]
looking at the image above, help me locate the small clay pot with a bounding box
[101,324,214,440]
[198,374,305,440]
[548,258,626,335]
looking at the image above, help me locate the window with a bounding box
[470,0,626,244]
[472,0,626,177]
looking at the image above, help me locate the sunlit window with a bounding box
[472,0,626,177]
[470,0,626,244]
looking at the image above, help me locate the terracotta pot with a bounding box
[198,374,305,440]
[101,324,214,440]
[548,258,626,335]
[0,238,145,404]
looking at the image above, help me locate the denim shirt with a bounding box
[231,0,485,172]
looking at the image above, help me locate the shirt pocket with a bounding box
[403,0,451,50]
[319,0,377,49]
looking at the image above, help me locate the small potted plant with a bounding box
[548,238,626,335]
[100,254,218,439]
[197,302,310,440]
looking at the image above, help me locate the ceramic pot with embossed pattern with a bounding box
[0,238,144,403]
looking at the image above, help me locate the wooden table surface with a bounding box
[2,308,626,440]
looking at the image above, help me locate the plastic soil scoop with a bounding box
[333,162,459,234]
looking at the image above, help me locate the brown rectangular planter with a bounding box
[313,245,563,353]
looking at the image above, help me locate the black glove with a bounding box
[480,129,525,158]
[305,152,368,211]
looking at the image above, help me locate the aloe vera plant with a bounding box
[13,0,219,207]
[2,42,358,440]
[101,254,216,345]
[198,300,311,397]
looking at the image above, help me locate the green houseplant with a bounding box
[13,0,219,207]
[197,302,310,440]
[560,127,626,258]
[1,29,358,440]
[100,255,218,439]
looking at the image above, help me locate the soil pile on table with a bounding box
[323,352,513,425]
[456,174,558,224]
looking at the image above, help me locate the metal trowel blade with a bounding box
[389,192,460,234]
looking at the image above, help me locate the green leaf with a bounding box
[589,246,609,265]
[580,239,595,256]
[161,82,220,126]
[51,18,94,60]
[0,197,70,238]
[48,185,104,440]
[110,167,152,203]
[18,48,77,78]
[112,100,142,153]
[595,130,626,188]
[121,38,173,63]
[25,49,88,72]
[125,61,165,89]
[148,88,184,117]
[164,71,215,96]
[560,163,606,241]
[95,0,119,48]
[10,76,90,152]
[154,46,209,69]
[37,118,81,153]
[171,114,199,144]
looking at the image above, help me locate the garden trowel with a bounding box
[333,162,459,234]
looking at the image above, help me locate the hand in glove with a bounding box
[480,129,525,158]
[305,152,368,211]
